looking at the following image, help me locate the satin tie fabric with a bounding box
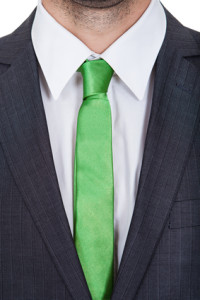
[74,58,114,300]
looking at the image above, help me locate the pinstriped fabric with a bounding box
[112,36,200,300]
[0,144,69,300]
[0,61,88,300]
[0,175,70,300]
[0,14,79,298]
[129,12,200,298]
[136,213,200,299]
[0,9,36,65]
[134,116,200,300]
[118,122,200,300]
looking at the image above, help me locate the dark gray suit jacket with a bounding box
[0,4,200,300]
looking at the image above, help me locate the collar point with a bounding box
[49,89,61,101]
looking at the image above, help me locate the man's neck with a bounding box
[42,0,151,53]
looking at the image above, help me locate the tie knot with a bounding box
[77,58,114,100]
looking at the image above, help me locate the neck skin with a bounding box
[42,0,151,53]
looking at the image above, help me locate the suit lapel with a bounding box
[111,8,200,300]
[0,38,91,299]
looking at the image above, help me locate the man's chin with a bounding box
[70,0,125,8]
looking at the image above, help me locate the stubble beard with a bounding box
[58,0,134,32]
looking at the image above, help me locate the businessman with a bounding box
[0,0,200,298]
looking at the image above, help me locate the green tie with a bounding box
[74,58,114,300]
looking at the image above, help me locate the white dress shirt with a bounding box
[31,0,167,278]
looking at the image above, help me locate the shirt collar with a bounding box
[31,0,166,101]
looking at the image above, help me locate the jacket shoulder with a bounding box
[188,27,200,47]
[0,8,36,66]
[183,26,200,70]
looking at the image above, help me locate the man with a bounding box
[0,0,200,298]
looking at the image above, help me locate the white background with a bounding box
[0,0,200,37]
